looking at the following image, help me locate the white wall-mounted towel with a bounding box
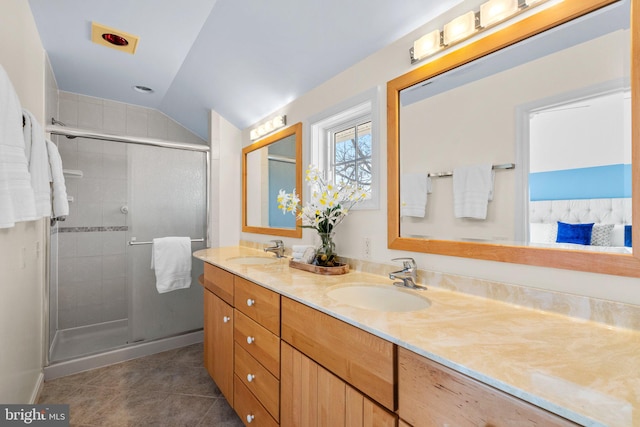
[151,237,192,294]
[0,65,37,228]
[453,164,494,219]
[23,109,51,218]
[401,173,431,218]
[46,139,69,218]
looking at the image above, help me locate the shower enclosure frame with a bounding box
[47,124,211,247]
[45,124,211,372]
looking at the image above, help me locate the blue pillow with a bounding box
[625,225,632,247]
[556,222,594,245]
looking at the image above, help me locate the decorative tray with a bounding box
[288,259,349,275]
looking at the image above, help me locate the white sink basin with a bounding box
[226,256,279,265]
[326,283,430,312]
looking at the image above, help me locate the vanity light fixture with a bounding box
[413,30,443,59]
[443,11,477,45]
[250,115,287,141]
[480,0,519,28]
[410,0,550,64]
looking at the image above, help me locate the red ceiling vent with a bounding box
[102,33,129,47]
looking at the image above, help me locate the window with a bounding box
[309,88,379,209]
[332,119,372,193]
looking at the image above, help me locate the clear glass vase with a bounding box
[315,232,338,267]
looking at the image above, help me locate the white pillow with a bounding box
[529,223,556,243]
[611,224,626,247]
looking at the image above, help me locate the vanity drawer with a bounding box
[398,347,578,427]
[235,342,280,421]
[234,375,279,427]
[235,310,280,378]
[235,276,280,335]
[281,297,395,411]
[203,263,234,305]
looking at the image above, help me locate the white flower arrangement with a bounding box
[277,165,368,236]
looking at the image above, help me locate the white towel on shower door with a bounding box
[151,236,192,293]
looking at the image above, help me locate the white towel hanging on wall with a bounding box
[401,173,432,218]
[0,65,37,228]
[453,163,494,219]
[23,109,51,218]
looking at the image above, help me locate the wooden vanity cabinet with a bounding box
[281,297,396,427]
[203,265,234,404]
[202,263,282,425]
[397,347,579,427]
[281,342,397,427]
[233,276,281,425]
[281,297,395,411]
[203,261,578,427]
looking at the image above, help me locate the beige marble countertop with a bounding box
[194,246,640,427]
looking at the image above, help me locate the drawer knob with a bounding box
[246,298,255,307]
[247,336,255,344]
[246,414,255,423]
[247,373,255,382]
[222,316,230,323]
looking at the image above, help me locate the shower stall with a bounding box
[46,125,209,375]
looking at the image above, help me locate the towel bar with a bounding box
[426,163,515,178]
[128,238,205,246]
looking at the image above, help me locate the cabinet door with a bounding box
[281,297,395,411]
[346,386,396,427]
[204,289,234,404]
[398,347,578,427]
[281,342,397,427]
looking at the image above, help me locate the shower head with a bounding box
[51,118,76,139]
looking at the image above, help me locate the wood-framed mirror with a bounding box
[387,0,640,277]
[242,122,303,238]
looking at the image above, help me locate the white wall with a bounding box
[241,2,640,306]
[210,111,241,247]
[531,91,630,172]
[0,0,47,403]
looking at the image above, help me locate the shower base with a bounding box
[49,319,129,363]
[45,323,203,380]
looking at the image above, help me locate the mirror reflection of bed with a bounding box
[398,1,632,254]
[528,91,632,253]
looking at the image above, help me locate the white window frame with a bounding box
[309,87,380,210]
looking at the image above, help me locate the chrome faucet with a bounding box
[263,240,285,258]
[389,257,427,290]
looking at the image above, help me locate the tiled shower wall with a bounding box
[54,91,207,329]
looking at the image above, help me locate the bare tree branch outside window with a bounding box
[333,121,372,197]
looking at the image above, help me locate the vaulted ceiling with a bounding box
[28,0,462,140]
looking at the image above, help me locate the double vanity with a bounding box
[194,246,640,427]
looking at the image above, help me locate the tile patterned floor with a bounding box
[38,343,244,427]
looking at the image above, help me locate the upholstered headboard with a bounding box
[529,198,632,248]
[530,198,632,225]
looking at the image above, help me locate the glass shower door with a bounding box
[126,144,206,343]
